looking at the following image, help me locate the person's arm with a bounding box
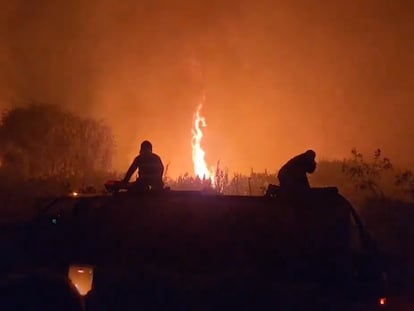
[159,158,164,178]
[123,157,139,182]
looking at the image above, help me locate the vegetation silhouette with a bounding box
[342,148,392,199]
[0,102,115,195]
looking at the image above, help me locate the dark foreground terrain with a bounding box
[0,189,398,310]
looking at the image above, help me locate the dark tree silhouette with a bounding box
[395,170,414,201]
[342,148,392,199]
[0,102,114,184]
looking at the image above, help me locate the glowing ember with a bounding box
[378,297,387,306]
[191,97,214,181]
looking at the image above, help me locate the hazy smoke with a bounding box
[1,0,413,176]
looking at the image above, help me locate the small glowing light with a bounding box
[68,264,94,296]
[379,297,387,306]
[71,191,79,197]
[51,218,57,225]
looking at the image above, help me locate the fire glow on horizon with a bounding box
[191,96,214,181]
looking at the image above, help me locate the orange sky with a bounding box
[1,0,413,177]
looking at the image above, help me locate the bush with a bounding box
[0,102,115,192]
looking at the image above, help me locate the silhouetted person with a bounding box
[277,150,316,196]
[123,140,164,192]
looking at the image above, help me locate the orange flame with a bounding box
[191,98,214,182]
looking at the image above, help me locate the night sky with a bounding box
[1,0,413,177]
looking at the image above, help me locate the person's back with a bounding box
[123,140,164,192]
[277,150,316,196]
[134,152,164,190]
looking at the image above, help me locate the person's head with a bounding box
[140,140,153,155]
[304,149,317,173]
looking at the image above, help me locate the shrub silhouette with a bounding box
[342,148,392,199]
